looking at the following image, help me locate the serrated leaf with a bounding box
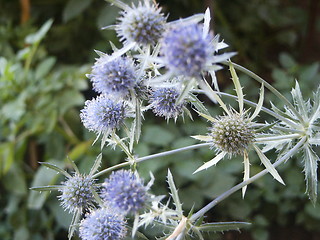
[176,78,196,105]
[291,81,308,121]
[89,153,102,176]
[30,185,62,191]
[197,221,251,232]
[189,94,210,116]
[229,62,243,114]
[193,152,226,174]
[303,145,319,205]
[68,209,81,240]
[253,145,285,185]
[249,83,264,121]
[191,135,212,142]
[39,162,71,178]
[197,78,231,115]
[167,169,183,216]
[242,151,250,198]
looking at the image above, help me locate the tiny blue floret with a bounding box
[89,56,137,97]
[79,207,127,240]
[80,95,126,134]
[101,170,147,215]
[149,87,185,119]
[161,23,213,77]
[58,173,95,213]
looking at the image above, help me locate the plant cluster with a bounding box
[30,0,319,239]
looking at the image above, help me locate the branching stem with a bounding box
[93,143,211,178]
[190,137,306,222]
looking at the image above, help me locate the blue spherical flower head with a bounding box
[117,2,166,46]
[101,170,147,215]
[161,23,213,77]
[149,87,185,119]
[79,207,127,240]
[90,56,137,97]
[58,173,95,213]
[80,95,126,134]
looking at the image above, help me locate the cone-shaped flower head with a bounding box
[149,87,185,119]
[79,207,127,240]
[161,23,213,77]
[116,1,166,46]
[101,170,147,215]
[58,173,95,213]
[210,113,255,155]
[89,56,137,97]
[80,95,126,134]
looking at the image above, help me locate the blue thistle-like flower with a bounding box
[161,23,213,77]
[79,207,127,240]
[101,170,147,214]
[89,56,137,97]
[80,95,126,134]
[116,2,166,46]
[149,87,185,119]
[58,173,95,213]
[210,113,255,155]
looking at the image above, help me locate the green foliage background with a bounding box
[0,0,319,239]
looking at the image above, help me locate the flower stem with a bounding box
[190,137,306,222]
[93,143,211,178]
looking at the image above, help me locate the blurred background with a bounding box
[0,0,319,239]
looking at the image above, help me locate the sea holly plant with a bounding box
[31,0,319,239]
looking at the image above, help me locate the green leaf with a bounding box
[167,169,183,216]
[35,57,56,79]
[63,0,92,22]
[0,142,14,175]
[142,126,175,146]
[25,19,54,44]
[197,221,251,232]
[303,145,319,205]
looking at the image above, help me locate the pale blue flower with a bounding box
[58,173,95,213]
[89,56,137,97]
[149,87,185,119]
[161,23,213,77]
[116,1,166,46]
[101,170,147,214]
[79,208,127,240]
[80,95,126,134]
